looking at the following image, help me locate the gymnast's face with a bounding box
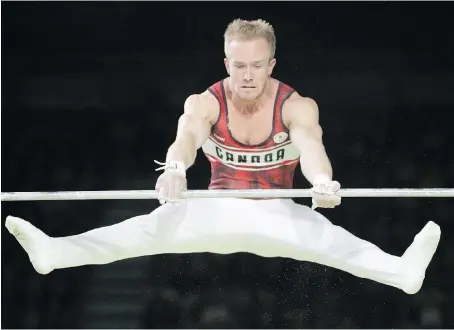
[224,37,276,101]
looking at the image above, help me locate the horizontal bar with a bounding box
[1,189,454,201]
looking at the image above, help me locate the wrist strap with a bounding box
[313,174,332,185]
[154,160,186,177]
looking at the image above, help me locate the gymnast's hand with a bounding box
[155,161,187,204]
[310,176,341,210]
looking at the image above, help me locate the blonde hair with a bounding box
[224,18,276,58]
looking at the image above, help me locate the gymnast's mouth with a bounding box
[241,86,256,89]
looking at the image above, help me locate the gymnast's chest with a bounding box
[226,108,274,146]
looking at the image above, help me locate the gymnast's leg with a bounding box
[242,199,440,294]
[5,201,190,274]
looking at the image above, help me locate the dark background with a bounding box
[2,1,454,328]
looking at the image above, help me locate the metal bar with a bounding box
[1,188,454,201]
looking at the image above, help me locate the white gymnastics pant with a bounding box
[45,198,414,291]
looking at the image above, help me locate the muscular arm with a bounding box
[165,92,218,169]
[287,96,333,185]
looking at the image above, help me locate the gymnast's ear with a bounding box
[268,58,276,76]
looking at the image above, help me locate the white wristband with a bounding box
[154,160,186,178]
[313,174,331,185]
[166,161,186,177]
